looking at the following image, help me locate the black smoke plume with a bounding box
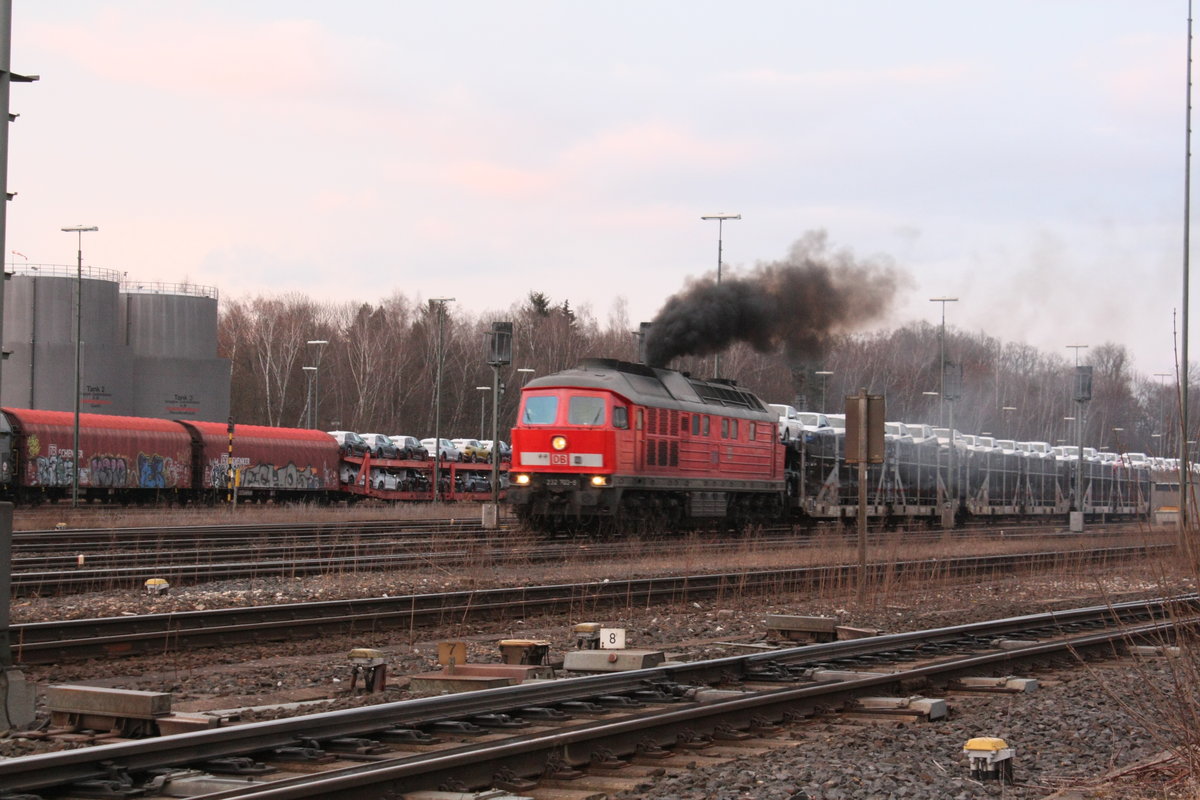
[644,231,906,368]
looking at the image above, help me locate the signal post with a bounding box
[844,390,884,603]
[0,502,34,731]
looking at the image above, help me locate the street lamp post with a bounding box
[1001,406,1017,435]
[430,298,454,502]
[302,367,317,428]
[701,212,740,379]
[815,371,833,412]
[475,386,490,439]
[1154,372,1172,456]
[929,297,958,427]
[61,225,98,508]
[305,340,328,429]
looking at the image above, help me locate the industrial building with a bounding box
[1,265,231,422]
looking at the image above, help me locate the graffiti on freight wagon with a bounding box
[137,453,169,488]
[207,457,325,490]
[89,454,129,487]
[24,436,182,488]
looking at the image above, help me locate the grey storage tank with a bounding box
[2,265,133,414]
[1,267,231,422]
[121,281,230,421]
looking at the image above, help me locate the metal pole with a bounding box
[856,391,868,603]
[815,371,833,413]
[430,298,453,502]
[930,297,957,427]
[61,226,97,508]
[491,365,501,506]
[1155,373,1171,456]
[226,417,234,505]
[714,218,724,380]
[305,340,327,430]
[73,240,80,507]
[0,501,10,668]
[1183,0,1193,536]
[939,307,944,426]
[701,213,739,379]
[435,307,443,500]
[948,399,956,510]
[1066,346,1088,515]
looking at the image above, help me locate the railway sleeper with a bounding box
[841,695,949,721]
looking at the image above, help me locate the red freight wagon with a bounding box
[5,408,192,497]
[178,420,340,497]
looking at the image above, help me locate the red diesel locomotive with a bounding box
[507,358,785,527]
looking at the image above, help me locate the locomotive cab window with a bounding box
[522,396,558,425]
[568,396,606,425]
[613,406,629,429]
[702,416,710,436]
[691,415,700,435]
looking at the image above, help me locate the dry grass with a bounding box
[12,501,507,531]
[428,521,1180,608]
[1058,527,1200,799]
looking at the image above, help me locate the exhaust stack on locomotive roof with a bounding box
[636,321,653,365]
[643,230,905,368]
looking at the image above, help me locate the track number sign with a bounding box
[599,628,626,649]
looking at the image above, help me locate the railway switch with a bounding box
[573,622,602,649]
[144,578,170,596]
[498,639,549,665]
[765,614,839,643]
[347,647,387,693]
[963,737,1015,783]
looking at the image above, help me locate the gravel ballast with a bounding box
[4,557,1197,798]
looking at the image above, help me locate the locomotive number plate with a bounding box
[545,477,577,488]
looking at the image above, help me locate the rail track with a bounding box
[9,544,1172,664]
[9,519,1150,596]
[2,595,1193,799]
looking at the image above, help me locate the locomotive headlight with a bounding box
[590,475,608,487]
[551,436,568,451]
[513,473,531,486]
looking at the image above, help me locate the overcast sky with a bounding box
[6,1,1194,375]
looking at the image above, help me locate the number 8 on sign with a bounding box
[599,628,625,649]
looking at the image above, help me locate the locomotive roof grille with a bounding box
[690,380,765,410]
[565,358,767,413]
